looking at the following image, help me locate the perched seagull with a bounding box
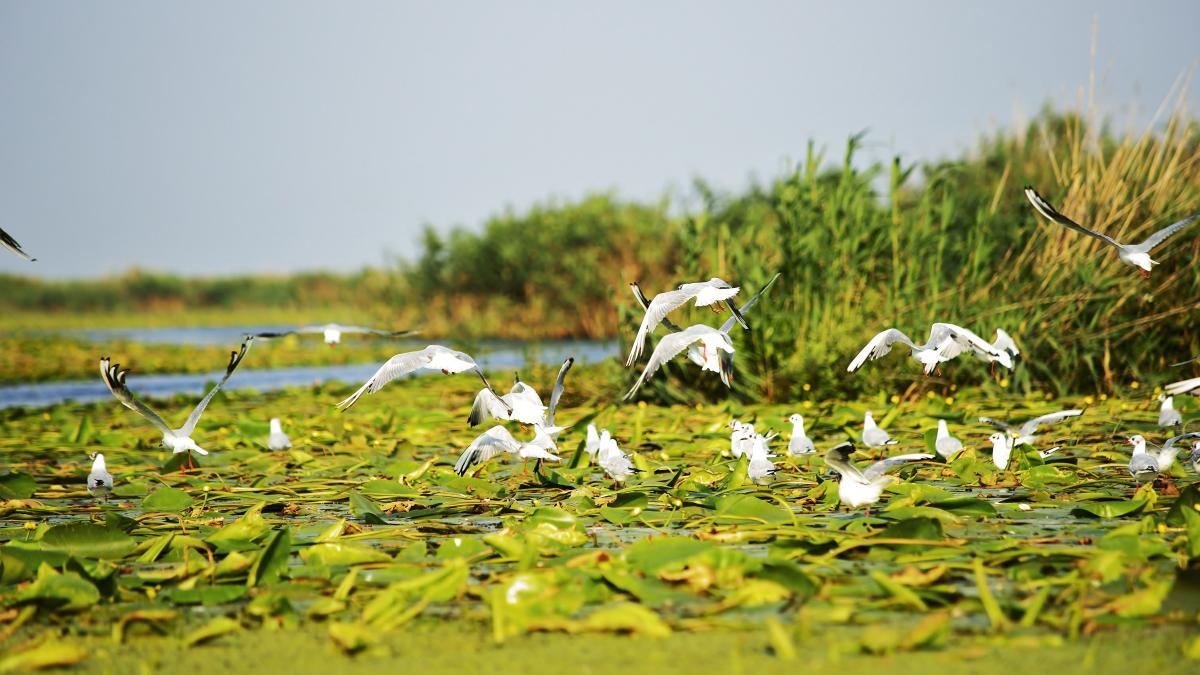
[336,345,508,412]
[823,442,932,515]
[0,226,35,261]
[786,414,817,456]
[631,273,780,386]
[729,420,756,458]
[585,424,602,458]
[847,328,952,375]
[100,339,251,468]
[1190,441,1200,474]
[935,419,963,459]
[268,418,292,451]
[469,357,574,428]
[1127,432,1200,480]
[1165,376,1200,398]
[861,411,897,450]
[1024,187,1200,277]
[87,453,113,502]
[595,430,635,482]
[746,433,777,485]
[1158,395,1183,428]
[979,409,1083,447]
[623,325,734,400]
[989,432,1016,470]
[452,424,563,476]
[251,324,418,346]
[625,278,747,366]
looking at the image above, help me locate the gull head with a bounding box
[993,351,1014,370]
[787,413,803,426]
[988,432,1009,448]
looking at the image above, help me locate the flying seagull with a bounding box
[625,278,747,366]
[1024,187,1200,277]
[268,418,292,451]
[847,327,952,375]
[979,409,1082,447]
[1164,376,1200,397]
[631,273,780,386]
[336,345,508,413]
[252,324,418,346]
[926,323,1015,371]
[623,325,734,400]
[87,453,113,502]
[824,442,932,516]
[100,338,252,468]
[468,357,574,428]
[452,424,564,476]
[0,227,35,261]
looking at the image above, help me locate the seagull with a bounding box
[846,328,951,375]
[468,357,574,428]
[252,323,418,346]
[87,453,113,502]
[1158,395,1183,428]
[0,227,35,261]
[729,420,756,458]
[1190,441,1200,474]
[585,424,602,458]
[268,418,292,451]
[625,278,747,366]
[631,273,780,386]
[989,432,1015,470]
[823,442,932,516]
[991,329,1021,359]
[786,414,816,456]
[623,325,734,400]
[746,432,777,485]
[935,420,963,459]
[979,409,1083,447]
[452,423,564,476]
[930,323,1014,371]
[1164,377,1200,397]
[100,338,251,469]
[595,429,635,483]
[1024,187,1200,277]
[1126,432,1200,482]
[336,345,508,412]
[861,411,897,450]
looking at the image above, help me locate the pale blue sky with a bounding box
[1,1,1197,278]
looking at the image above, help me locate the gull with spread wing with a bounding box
[631,273,780,386]
[1025,187,1200,277]
[979,409,1083,447]
[1165,376,1200,398]
[847,327,950,375]
[251,323,417,346]
[0,226,35,262]
[1126,432,1200,484]
[336,345,508,413]
[452,424,564,476]
[623,325,734,400]
[625,278,747,366]
[929,323,1014,371]
[468,357,574,428]
[100,338,252,468]
[824,442,932,516]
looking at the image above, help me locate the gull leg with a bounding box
[1137,269,1150,279]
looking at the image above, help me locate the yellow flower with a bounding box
[637,401,647,409]
[803,400,814,408]
[1083,396,1094,405]
[891,395,901,404]
[659,452,669,461]
[944,397,954,405]
[802,383,811,392]
[999,378,1009,388]
[925,391,935,399]
[1099,394,1108,402]
[1130,381,1140,390]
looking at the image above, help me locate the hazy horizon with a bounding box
[2,1,1198,279]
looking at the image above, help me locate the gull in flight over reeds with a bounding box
[631,273,780,386]
[787,414,816,456]
[625,278,747,366]
[1164,376,1200,398]
[468,357,573,428]
[862,411,897,450]
[0,226,35,261]
[979,409,1082,447]
[268,418,292,450]
[1024,187,1200,277]
[452,423,564,476]
[847,327,950,375]
[929,323,1015,371]
[824,442,932,517]
[1158,395,1182,428]
[87,453,113,502]
[336,345,507,413]
[935,420,963,459]
[252,324,418,346]
[100,338,251,468]
[623,325,734,400]
[1126,432,1200,485]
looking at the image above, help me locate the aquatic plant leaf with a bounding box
[625,537,714,574]
[141,486,194,513]
[248,528,291,587]
[182,616,242,647]
[1070,499,1147,519]
[40,522,135,560]
[15,564,100,611]
[348,491,387,524]
[161,585,246,606]
[0,471,36,499]
[302,542,392,566]
[0,637,87,673]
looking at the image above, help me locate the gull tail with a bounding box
[336,381,371,411]
[724,299,750,330]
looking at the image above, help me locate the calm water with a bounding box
[0,336,617,410]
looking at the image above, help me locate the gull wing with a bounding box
[1135,210,1200,251]
[992,329,1020,356]
[1162,431,1200,452]
[624,326,716,400]
[823,441,865,481]
[930,323,1002,360]
[629,282,684,333]
[1164,376,1200,396]
[847,329,918,372]
[468,387,510,427]
[99,358,174,436]
[180,337,253,436]
[336,348,434,410]
[978,416,1015,431]
[1018,409,1083,437]
[1169,355,1200,368]
[454,426,520,475]
[625,286,703,366]
[863,454,934,482]
[1024,187,1121,248]
[546,357,574,426]
[334,325,420,338]
[719,272,780,333]
[0,227,36,261]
